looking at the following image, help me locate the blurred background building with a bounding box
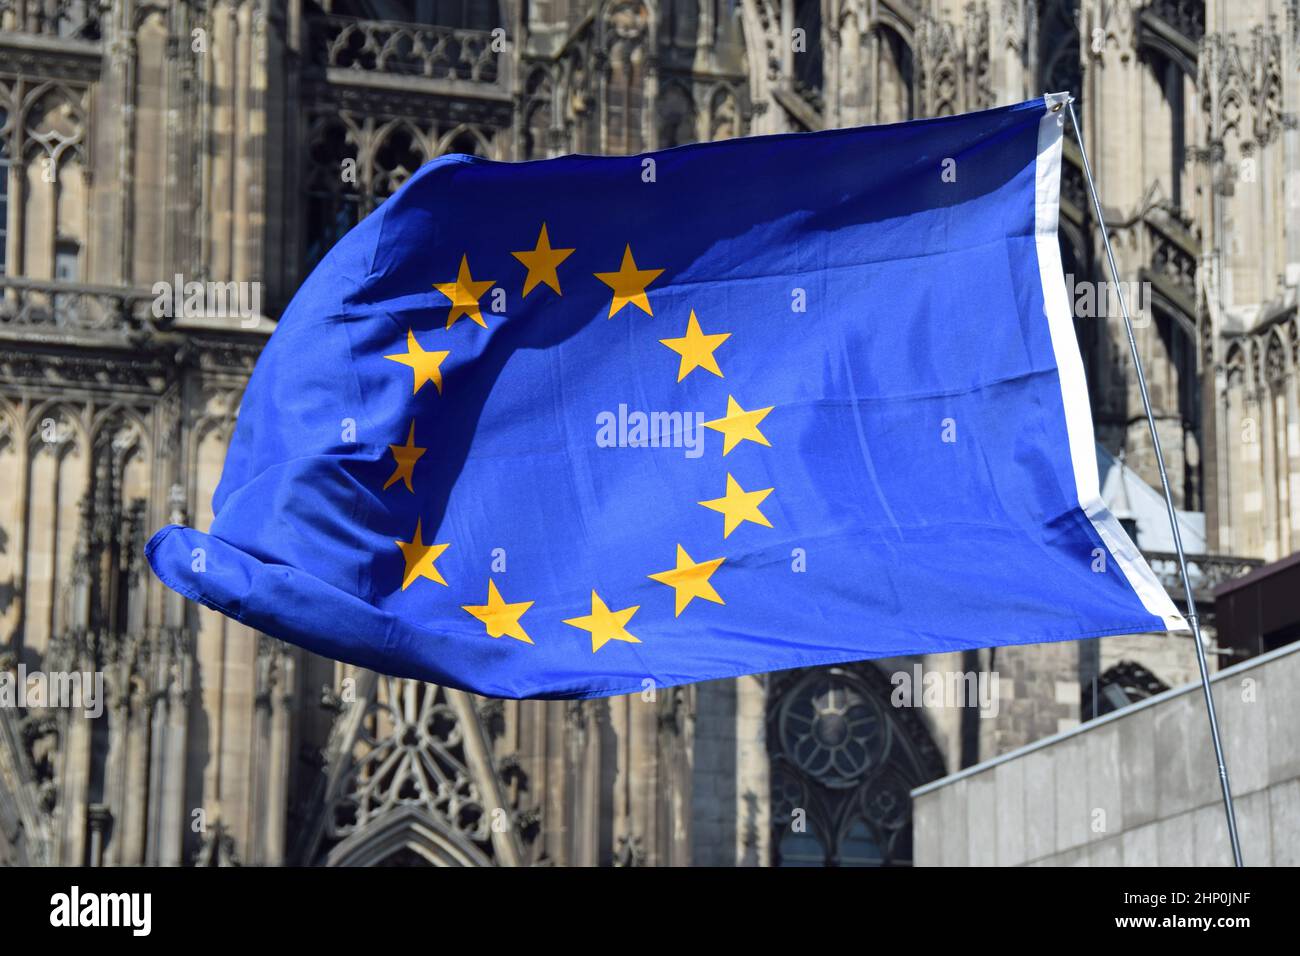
[0,0,1294,866]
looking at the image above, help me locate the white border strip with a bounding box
[1034,93,1187,632]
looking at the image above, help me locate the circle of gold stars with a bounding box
[382,223,775,655]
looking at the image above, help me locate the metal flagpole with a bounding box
[1061,97,1243,866]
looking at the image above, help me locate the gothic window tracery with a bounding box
[302,675,513,867]
[1082,660,1170,721]
[372,121,427,200]
[310,1,505,86]
[436,123,492,159]
[301,113,494,273]
[22,84,85,168]
[767,664,944,867]
[304,118,362,271]
[916,16,958,117]
[6,0,1283,872]
[2,81,90,284]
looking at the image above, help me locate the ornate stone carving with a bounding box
[916,14,959,116]
[612,832,646,866]
[315,14,501,85]
[1199,27,1292,155]
[193,820,241,867]
[965,2,993,110]
[1145,203,1198,307]
[0,1,102,42]
[1142,551,1265,602]
[0,278,156,335]
[313,677,499,863]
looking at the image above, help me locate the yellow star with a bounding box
[660,310,730,382]
[394,519,450,590]
[384,329,450,395]
[704,395,773,455]
[512,223,575,298]
[594,245,664,318]
[563,590,641,652]
[648,545,726,617]
[383,420,426,493]
[434,254,496,329]
[462,579,535,644]
[699,473,774,538]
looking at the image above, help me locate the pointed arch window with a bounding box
[304,119,363,272]
[768,664,945,867]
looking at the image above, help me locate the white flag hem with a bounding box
[1034,92,1189,633]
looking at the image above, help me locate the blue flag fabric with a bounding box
[146,95,1186,699]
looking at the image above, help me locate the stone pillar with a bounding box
[734,675,769,865]
[262,651,292,865]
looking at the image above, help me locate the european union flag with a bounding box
[146,94,1186,699]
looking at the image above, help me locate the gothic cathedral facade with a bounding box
[0,1,1295,866]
